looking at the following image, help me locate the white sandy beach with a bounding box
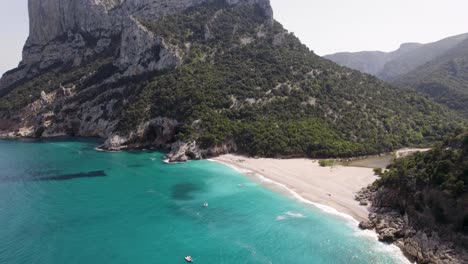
[213,154,378,222]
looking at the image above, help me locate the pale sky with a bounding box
[1,0,467,76]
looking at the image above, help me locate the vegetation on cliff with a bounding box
[376,130,468,234]
[0,1,464,158]
[121,2,462,157]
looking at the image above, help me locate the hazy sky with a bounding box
[1,0,467,76]
[0,0,28,76]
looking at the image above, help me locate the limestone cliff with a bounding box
[0,0,460,163]
[1,0,273,89]
[0,0,272,161]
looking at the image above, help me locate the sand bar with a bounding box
[213,154,378,222]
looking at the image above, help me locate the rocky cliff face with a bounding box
[1,0,272,89]
[0,0,272,161]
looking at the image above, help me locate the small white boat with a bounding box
[185,256,193,262]
[203,202,209,207]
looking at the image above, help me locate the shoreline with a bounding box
[211,159,360,223]
[212,154,377,223]
[210,154,413,263]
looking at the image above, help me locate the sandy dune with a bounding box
[213,154,378,222]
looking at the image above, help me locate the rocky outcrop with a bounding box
[101,117,180,150]
[357,187,468,264]
[166,141,203,162]
[166,139,237,162]
[118,17,183,76]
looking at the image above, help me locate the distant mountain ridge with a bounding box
[394,37,468,116]
[325,33,468,117]
[325,33,468,81]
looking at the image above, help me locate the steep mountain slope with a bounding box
[394,38,468,117]
[325,33,468,81]
[359,130,468,263]
[0,0,462,161]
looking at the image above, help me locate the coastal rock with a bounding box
[378,228,397,242]
[165,138,237,162]
[360,185,468,264]
[166,141,203,162]
[358,220,375,230]
[103,135,128,151]
[100,117,180,151]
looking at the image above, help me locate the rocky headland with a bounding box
[0,0,271,161]
[357,186,468,264]
[356,133,468,264]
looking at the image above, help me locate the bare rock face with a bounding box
[102,135,129,151]
[26,0,272,47]
[166,139,237,162]
[167,141,203,162]
[1,0,273,90]
[100,117,180,151]
[119,17,182,76]
[226,0,272,18]
[27,0,121,45]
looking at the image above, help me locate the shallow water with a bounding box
[0,139,407,263]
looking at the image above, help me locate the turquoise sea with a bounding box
[0,139,407,264]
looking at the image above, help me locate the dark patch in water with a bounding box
[127,164,144,168]
[171,183,201,200]
[35,171,107,181]
[0,171,107,182]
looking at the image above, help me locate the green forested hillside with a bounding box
[394,38,468,117]
[325,33,468,118]
[0,2,463,158]
[117,3,462,157]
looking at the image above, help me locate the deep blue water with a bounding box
[0,139,407,263]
